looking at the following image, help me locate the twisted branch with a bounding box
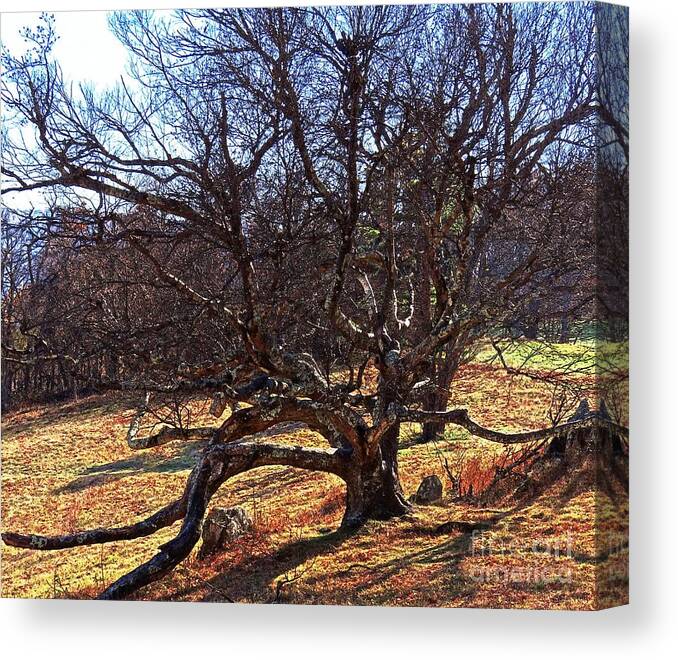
[399,407,629,445]
[2,439,350,599]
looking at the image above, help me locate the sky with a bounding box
[0,0,350,85]
[1,6,302,210]
[1,11,129,88]
[1,11,134,210]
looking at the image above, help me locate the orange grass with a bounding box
[0,346,628,609]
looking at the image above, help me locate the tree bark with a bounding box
[420,353,457,443]
[421,388,448,443]
[343,424,411,526]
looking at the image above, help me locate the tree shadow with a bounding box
[327,513,510,605]
[168,525,360,603]
[2,394,134,437]
[163,508,516,606]
[55,440,205,494]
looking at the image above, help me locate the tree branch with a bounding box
[399,407,629,444]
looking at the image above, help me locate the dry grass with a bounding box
[0,343,628,609]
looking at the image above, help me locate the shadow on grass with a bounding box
[167,525,361,603]
[162,509,514,606]
[2,393,136,437]
[55,440,205,494]
[56,440,321,496]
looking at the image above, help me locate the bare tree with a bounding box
[1,4,627,600]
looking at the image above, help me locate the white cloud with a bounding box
[1,10,129,88]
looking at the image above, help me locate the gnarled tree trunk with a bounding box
[343,423,411,526]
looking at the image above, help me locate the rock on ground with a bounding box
[411,475,443,504]
[199,506,252,558]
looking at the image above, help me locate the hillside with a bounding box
[0,351,628,609]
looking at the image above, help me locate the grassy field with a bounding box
[0,342,628,609]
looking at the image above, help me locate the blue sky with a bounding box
[1,11,135,209]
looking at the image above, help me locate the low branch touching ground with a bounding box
[2,398,625,598]
[98,441,348,599]
[125,392,215,450]
[399,407,629,445]
[127,424,214,450]
[97,450,217,599]
[1,499,186,550]
[2,440,349,599]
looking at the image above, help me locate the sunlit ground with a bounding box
[0,341,628,609]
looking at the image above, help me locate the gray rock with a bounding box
[199,506,252,558]
[412,475,443,504]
